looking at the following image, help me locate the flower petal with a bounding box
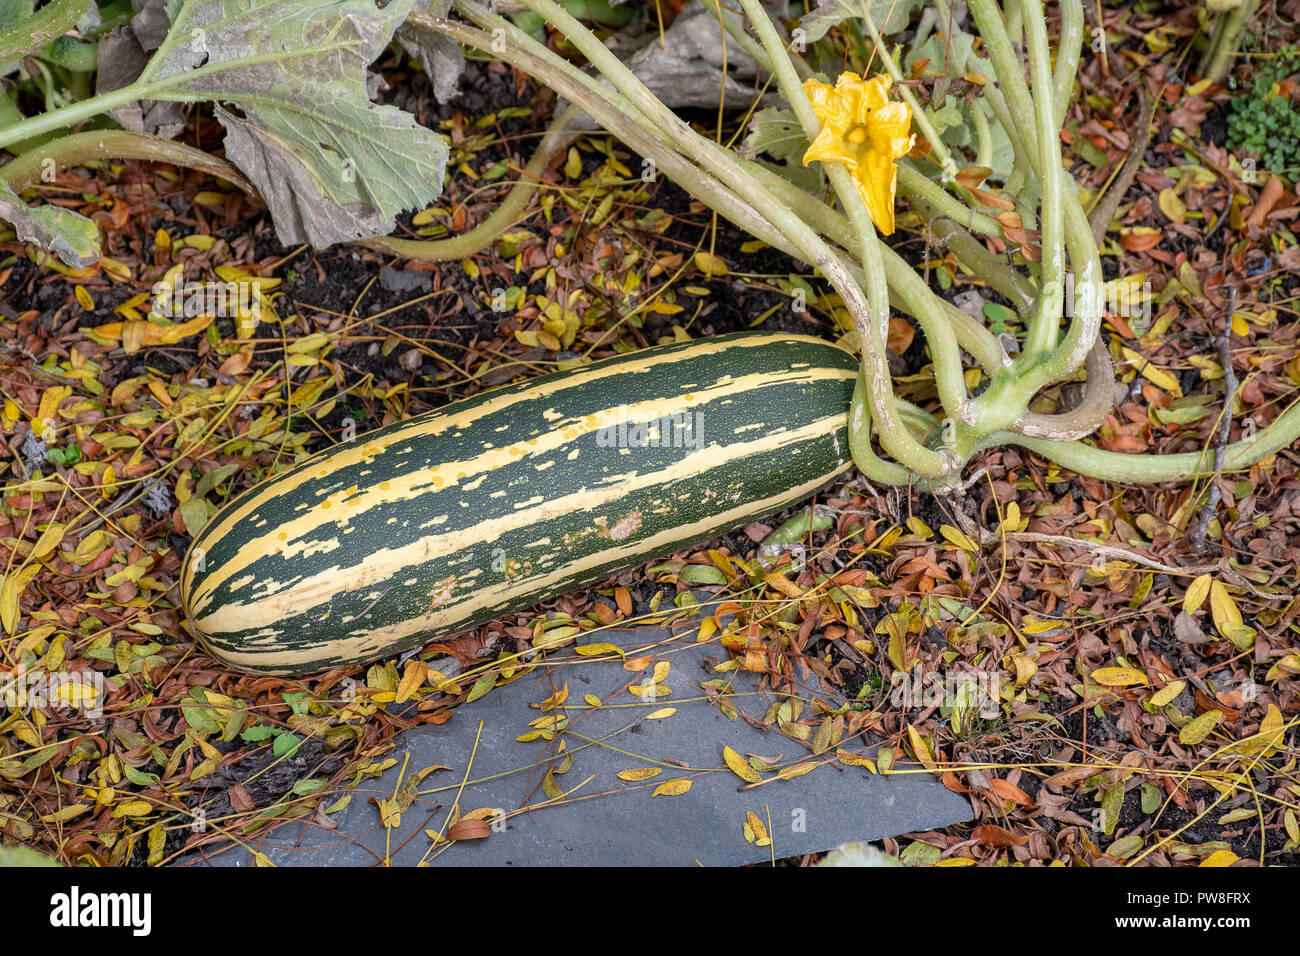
[857,147,900,235]
[872,102,915,159]
[803,128,858,168]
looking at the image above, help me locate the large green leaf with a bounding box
[396,0,464,104]
[135,0,448,247]
[740,107,824,194]
[799,0,926,43]
[0,179,99,268]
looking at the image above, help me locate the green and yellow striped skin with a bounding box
[181,333,858,676]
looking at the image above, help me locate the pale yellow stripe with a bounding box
[193,413,847,634]
[201,462,851,674]
[187,363,855,612]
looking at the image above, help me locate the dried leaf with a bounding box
[651,778,693,797]
[1179,710,1222,746]
[723,746,762,784]
[1091,667,1149,688]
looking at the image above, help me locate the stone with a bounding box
[183,600,971,866]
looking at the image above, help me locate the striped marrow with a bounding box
[180,332,858,676]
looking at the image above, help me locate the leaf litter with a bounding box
[0,1,1299,867]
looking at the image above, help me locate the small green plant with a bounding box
[1226,45,1300,174]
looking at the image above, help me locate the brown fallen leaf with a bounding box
[447,818,492,841]
[1043,765,1103,788]
[228,783,255,813]
[990,778,1036,808]
[1245,175,1286,228]
[973,824,1029,847]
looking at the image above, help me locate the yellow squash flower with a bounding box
[801,72,915,236]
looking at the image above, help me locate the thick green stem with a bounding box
[898,163,1002,237]
[968,98,993,169]
[0,84,145,151]
[1014,339,1113,441]
[1201,0,1260,83]
[968,0,1041,172]
[990,398,1300,483]
[0,0,89,61]
[1053,0,1085,128]
[0,129,253,193]
[1019,0,1065,359]
[919,201,1036,309]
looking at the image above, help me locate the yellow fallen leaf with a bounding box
[30,522,66,560]
[1199,849,1238,867]
[1149,680,1185,707]
[616,767,661,781]
[111,799,154,818]
[36,385,70,432]
[1092,667,1149,688]
[906,724,937,770]
[394,660,428,704]
[645,707,676,719]
[694,251,728,277]
[0,565,40,634]
[1121,346,1182,396]
[94,313,217,353]
[835,748,877,771]
[939,524,977,551]
[1183,573,1212,613]
[1209,581,1242,639]
[1179,710,1222,746]
[1254,704,1285,755]
[574,642,624,658]
[1266,653,1300,681]
[776,761,819,780]
[745,811,770,846]
[651,778,693,797]
[723,746,762,784]
[762,571,804,599]
[1157,187,1186,224]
